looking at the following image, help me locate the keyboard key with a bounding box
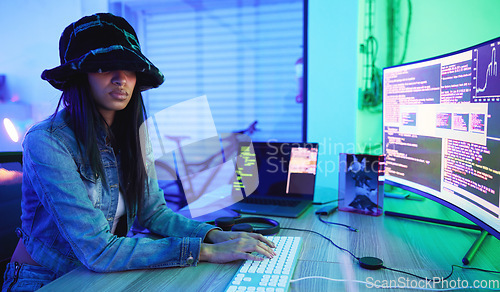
[224,236,302,292]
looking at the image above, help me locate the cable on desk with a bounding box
[455,265,500,274]
[382,264,500,283]
[442,265,500,280]
[382,265,433,282]
[280,227,500,286]
[280,227,359,261]
[289,276,500,291]
[317,214,358,232]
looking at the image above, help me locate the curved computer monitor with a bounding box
[383,37,500,240]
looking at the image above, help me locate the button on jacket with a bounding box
[20,108,215,277]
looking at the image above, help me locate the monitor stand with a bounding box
[462,230,489,265]
[384,211,490,265]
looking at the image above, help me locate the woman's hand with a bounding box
[200,230,276,263]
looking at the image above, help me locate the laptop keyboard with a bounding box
[225,236,302,292]
[245,197,301,207]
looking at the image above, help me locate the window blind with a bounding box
[139,0,304,143]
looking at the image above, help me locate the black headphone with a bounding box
[212,216,280,235]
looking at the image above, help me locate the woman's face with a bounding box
[88,70,137,125]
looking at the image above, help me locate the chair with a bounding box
[0,151,23,284]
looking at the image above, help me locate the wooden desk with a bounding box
[40,198,500,291]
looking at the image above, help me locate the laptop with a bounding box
[230,142,318,218]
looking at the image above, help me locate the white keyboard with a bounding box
[225,236,302,292]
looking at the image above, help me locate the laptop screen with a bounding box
[236,142,318,200]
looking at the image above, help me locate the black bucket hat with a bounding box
[41,13,164,91]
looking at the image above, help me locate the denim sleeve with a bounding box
[23,128,214,273]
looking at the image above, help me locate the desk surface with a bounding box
[41,197,500,291]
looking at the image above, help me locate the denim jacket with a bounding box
[20,108,216,277]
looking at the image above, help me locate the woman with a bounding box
[2,13,275,291]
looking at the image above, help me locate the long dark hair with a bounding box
[53,74,147,208]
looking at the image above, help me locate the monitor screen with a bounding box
[383,37,500,240]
